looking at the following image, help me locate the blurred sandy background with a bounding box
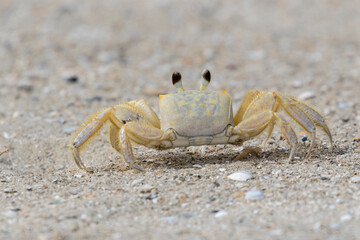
[0,0,360,239]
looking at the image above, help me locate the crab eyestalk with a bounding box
[172,72,185,92]
[200,69,211,91]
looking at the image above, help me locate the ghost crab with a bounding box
[70,70,333,172]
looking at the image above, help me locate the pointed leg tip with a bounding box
[132,164,145,172]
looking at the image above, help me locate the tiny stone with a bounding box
[65,76,78,83]
[219,168,226,172]
[341,117,350,123]
[146,194,158,200]
[161,217,176,225]
[131,179,144,185]
[139,184,153,193]
[183,213,194,218]
[209,196,216,202]
[74,174,82,178]
[86,96,103,102]
[245,190,264,200]
[4,188,17,193]
[63,126,77,134]
[214,210,228,218]
[291,80,302,88]
[4,210,18,218]
[58,165,65,170]
[302,136,308,142]
[26,187,33,191]
[193,164,202,169]
[298,91,315,100]
[227,171,252,181]
[350,176,360,183]
[213,181,220,187]
[338,101,354,109]
[10,207,21,212]
[330,223,341,229]
[17,84,34,92]
[341,214,352,222]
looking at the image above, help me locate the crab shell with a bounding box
[160,90,234,136]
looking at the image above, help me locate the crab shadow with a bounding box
[133,143,341,171]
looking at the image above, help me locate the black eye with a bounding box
[202,69,211,82]
[172,72,182,85]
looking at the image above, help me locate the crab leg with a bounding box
[274,114,298,161]
[278,94,333,150]
[274,93,331,157]
[119,122,172,170]
[128,100,161,128]
[233,90,261,124]
[71,107,116,171]
[70,100,162,171]
[233,110,275,139]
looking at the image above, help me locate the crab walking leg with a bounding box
[71,108,116,171]
[279,94,333,150]
[261,121,276,147]
[128,100,161,128]
[109,124,126,164]
[273,93,319,158]
[233,109,299,160]
[233,110,275,139]
[274,114,299,161]
[119,122,172,170]
[233,90,260,124]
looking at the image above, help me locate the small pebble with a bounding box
[193,164,202,169]
[341,117,350,123]
[350,176,360,183]
[131,179,144,185]
[329,223,341,229]
[4,188,17,193]
[63,126,77,134]
[291,80,302,88]
[302,136,308,142]
[245,190,264,200]
[74,174,82,178]
[227,171,252,181]
[146,194,158,200]
[161,217,176,225]
[139,184,153,193]
[4,211,18,218]
[298,91,315,100]
[86,96,102,102]
[213,181,220,187]
[338,101,354,109]
[17,84,34,92]
[214,210,228,218]
[341,214,352,222]
[209,196,216,202]
[219,168,226,172]
[65,76,78,83]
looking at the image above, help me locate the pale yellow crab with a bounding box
[70,70,333,172]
